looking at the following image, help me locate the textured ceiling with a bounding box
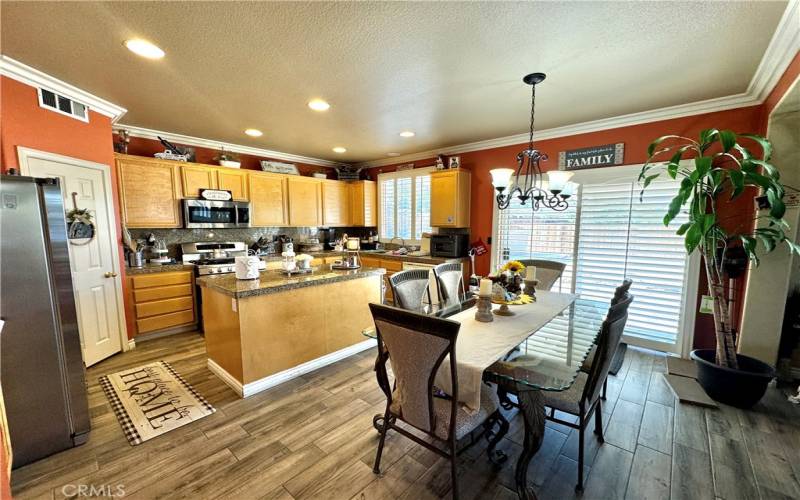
[0,1,788,163]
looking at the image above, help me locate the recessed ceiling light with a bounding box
[124,39,165,59]
[332,147,347,154]
[387,152,401,157]
[244,128,263,137]
[399,131,415,138]
[308,99,330,111]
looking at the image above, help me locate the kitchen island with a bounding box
[197,267,384,397]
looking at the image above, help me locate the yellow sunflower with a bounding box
[502,260,526,273]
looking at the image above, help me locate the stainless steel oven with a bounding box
[183,199,250,228]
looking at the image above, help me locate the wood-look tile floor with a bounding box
[11,332,800,500]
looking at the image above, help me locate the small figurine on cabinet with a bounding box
[448,156,461,169]
[435,155,446,170]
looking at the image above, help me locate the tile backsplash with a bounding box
[129,227,376,259]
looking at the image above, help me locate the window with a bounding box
[493,166,697,353]
[378,168,433,243]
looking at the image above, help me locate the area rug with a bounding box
[99,361,215,445]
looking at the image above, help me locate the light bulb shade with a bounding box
[546,170,574,193]
[490,168,515,190]
[560,181,577,197]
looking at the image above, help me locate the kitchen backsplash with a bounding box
[129,226,376,259]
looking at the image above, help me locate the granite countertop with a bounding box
[196,266,386,298]
[126,263,195,275]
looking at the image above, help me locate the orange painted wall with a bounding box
[116,135,337,177]
[0,76,136,339]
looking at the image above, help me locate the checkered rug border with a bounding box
[99,374,144,446]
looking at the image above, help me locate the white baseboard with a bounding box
[126,339,136,351]
[206,338,377,398]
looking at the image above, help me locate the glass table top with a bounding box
[363,296,607,392]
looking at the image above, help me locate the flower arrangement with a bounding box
[501,260,526,274]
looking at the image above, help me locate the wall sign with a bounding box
[558,143,624,170]
[260,160,299,175]
[200,189,232,201]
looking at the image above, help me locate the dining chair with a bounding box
[369,303,506,500]
[518,259,566,291]
[388,269,432,310]
[432,262,465,305]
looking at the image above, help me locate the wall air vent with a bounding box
[37,88,89,122]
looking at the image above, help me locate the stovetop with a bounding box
[194,257,236,266]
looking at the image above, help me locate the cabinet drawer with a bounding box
[310,258,324,267]
[380,259,404,272]
[132,271,193,289]
[136,310,195,334]
[360,257,380,268]
[136,296,194,319]
[133,283,193,303]
[324,257,340,264]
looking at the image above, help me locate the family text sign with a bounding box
[558,143,624,170]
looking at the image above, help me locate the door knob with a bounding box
[104,271,118,278]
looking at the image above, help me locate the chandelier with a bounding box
[490,73,574,211]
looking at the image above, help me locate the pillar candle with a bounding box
[479,278,493,296]
[526,266,537,280]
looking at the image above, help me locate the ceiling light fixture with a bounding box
[124,39,165,59]
[308,99,330,111]
[399,131,415,138]
[386,153,401,157]
[244,129,263,137]
[332,147,347,153]
[490,72,574,212]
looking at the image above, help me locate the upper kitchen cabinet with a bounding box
[180,164,249,201]
[115,154,182,228]
[181,164,217,198]
[249,171,287,226]
[349,181,377,227]
[216,168,249,201]
[321,180,350,226]
[431,169,471,227]
[287,176,322,226]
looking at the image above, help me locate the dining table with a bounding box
[363,291,607,500]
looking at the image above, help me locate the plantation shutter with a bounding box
[378,168,433,243]
[574,180,690,345]
[495,192,578,293]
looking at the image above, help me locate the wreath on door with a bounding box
[66,207,95,245]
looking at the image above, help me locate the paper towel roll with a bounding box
[235,256,261,280]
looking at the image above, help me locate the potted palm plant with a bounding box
[639,129,799,408]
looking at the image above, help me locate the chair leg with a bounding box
[594,400,605,443]
[601,378,608,400]
[576,420,585,493]
[372,408,391,474]
[450,438,460,500]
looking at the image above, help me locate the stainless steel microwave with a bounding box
[183,199,251,228]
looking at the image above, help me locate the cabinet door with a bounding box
[349,183,365,226]
[116,156,181,228]
[430,171,457,226]
[322,181,350,226]
[287,177,322,226]
[363,181,377,227]
[249,172,287,226]
[181,165,217,198]
[217,169,249,201]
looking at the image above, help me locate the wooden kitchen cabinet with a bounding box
[249,171,287,226]
[322,180,351,226]
[431,169,471,227]
[115,154,182,228]
[217,168,249,201]
[129,270,196,336]
[287,177,322,226]
[349,181,377,227]
[181,164,218,198]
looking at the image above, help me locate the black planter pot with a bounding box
[690,349,775,408]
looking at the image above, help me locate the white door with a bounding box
[22,151,124,366]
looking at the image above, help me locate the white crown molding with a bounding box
[115,124,346,168]
[0,54,128,123]
[748,0,800,102]
[358,1,800,169]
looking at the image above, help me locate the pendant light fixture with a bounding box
[490,73,574,211]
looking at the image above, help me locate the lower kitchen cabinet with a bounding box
[129,270,196,336]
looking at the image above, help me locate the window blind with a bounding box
[575,180,689,345]
[378,169,433,243]
[495,192,578,293]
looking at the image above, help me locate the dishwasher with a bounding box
[401,261,440,306]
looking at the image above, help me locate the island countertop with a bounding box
[196,266,386,298]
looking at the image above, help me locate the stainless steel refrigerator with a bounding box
[0,175,90,468]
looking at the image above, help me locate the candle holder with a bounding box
[524,279,538,300]
[475,295,494,322]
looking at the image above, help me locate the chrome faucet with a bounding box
[389,236,406,250]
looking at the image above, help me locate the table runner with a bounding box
[434,291,576,412]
